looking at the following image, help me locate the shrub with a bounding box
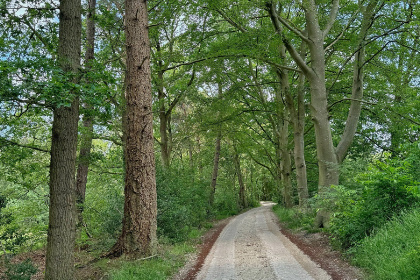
[328,160,419,249]
[156,167,209,242]
[2,259,38,280]
[272,205,315,231]
[352,208,420,279]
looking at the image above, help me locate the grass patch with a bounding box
[108,258,175,280]
[352,207,420,280]
[272,205,315,232]
[98,237,198,280]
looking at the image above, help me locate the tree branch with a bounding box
[265,1,310,43]
[322,0,340,38]
[282,38,312,76]
[328,98,377,110]
[325,7,360,51]
[166,69,195,115]
[215,8,248,33]
[0,137,50,153]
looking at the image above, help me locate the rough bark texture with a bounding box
[76,0,96,226]
[109,0,157,258]
[45,0,81,278]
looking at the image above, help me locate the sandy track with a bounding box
[195,202,331,280]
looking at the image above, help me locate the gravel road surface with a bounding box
[195,202,331,280]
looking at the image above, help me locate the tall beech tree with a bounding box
[266,0,390,225]
[45,0,81,278]
[108,0,157,258]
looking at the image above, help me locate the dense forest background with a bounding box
[0,0,419,279]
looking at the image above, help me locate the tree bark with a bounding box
[336,0,380,163]
[209,129,222,207]
[45,0,81,278]
[233,145,247,210]
[76,0,96,228]
[292,72,309,206]
[108,0,157,258]
[157,62,171,168]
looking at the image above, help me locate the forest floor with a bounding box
[173,202,364,280]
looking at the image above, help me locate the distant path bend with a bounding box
[196,202,331,280]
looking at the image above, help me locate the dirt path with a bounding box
[195,202,331,280]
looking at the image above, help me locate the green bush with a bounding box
[2,259,38,280]
[0,196,30,254]
[352,208,420,279]
[213,184,240,219]
[109,259,170,280]
[107,241,195,280]
[156,167,209,242]
[82,176,124,250]
[329,160,419,249]
[272,205,315,231]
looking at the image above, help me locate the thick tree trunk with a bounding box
[76,0,96,228]
[233,146,247,210]
[45,0,81,278]
[276,46,294,208]
[108,0,157,258]
[209,129,222,206]
[267,1,309,207]
[279,126,293,208]
[293,73,309,206]
[306,38,340,189]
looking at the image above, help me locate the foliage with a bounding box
[328,155,420,249]
[272,205,315,232]
[79,143,124,251]
[352,208,420,280]
[156,166,210,242]
[0,186,48,254]
[1,258,38,280]
[107,242,195,280]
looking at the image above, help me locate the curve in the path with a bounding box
[196,203,331,280]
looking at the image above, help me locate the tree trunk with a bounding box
[108,0,157,258]
[292,72,309,206]
[276,43,294,208]
[279,126,293,208]
[266,1,309,208]
[45,0,81,278]
[75,115,93,226]
[209,129,222,206]
[233,146,247,210]
[336,0,380,163]
[157,63,171,168]
[305,38,340,189]
[76,0,96,228]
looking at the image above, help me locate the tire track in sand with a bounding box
[196,202,331,280]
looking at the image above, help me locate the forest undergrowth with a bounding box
[274,143,420,280]
[0,162,259,280]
